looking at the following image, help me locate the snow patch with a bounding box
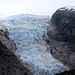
[60,6,75,11]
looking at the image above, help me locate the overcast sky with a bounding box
[0,0,75,16]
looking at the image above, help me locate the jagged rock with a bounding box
[0,28,32,75]
[47,6,75,69]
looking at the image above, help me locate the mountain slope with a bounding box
[0,28,32,75]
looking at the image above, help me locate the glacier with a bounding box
[0,14,67,75]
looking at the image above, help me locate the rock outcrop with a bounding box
[47,6,75,69]
[0,26,32,75]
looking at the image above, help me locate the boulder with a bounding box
[47,6,75,69]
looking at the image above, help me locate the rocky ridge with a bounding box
[0,25,32,75]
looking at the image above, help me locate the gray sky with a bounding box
[0,0,75,16]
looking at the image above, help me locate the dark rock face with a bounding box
[0,29,16,54]
[47,7,75,69]
[0,28,32,75]
[55,69,75,75]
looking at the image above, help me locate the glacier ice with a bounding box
[0,14,67,75]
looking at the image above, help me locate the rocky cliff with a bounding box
[47,6,75,69]
[0,26,32,75]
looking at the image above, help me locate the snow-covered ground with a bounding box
[0,14,67,75]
